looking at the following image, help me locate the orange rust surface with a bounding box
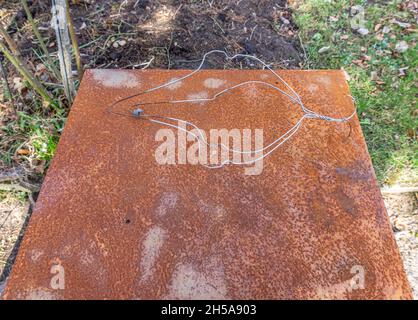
[2,69,412,299]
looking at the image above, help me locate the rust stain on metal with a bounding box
[2,70,412,299]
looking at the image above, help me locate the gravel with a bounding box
[384,192,418,299]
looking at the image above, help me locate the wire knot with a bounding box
[132,108,144,117]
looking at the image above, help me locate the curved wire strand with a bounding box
[106,50,357,167]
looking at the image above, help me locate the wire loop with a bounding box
[107,50,356,168]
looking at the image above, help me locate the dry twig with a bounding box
[66,0,83,78]
[20,0,61,81]
[0,38,54,106]
[52,0,76,103]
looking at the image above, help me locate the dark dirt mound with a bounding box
[9,0,303,70]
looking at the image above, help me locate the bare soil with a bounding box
[10,0,303,70]
[0,195,30,295]
[384,193,418,299]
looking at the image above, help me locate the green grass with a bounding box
[0,190,28,203]
[293,0,417,184]
[1,102,66,170]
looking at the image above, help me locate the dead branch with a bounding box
[51,0,76,103]
[20,0,62,81]
[0,39,55,106]
[66,0,83,79]
[0,24,19,56]
[0,55,13,103]
[381,187,418,195]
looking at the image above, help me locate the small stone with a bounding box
[280,16,290,25]
[112,39,127,48]
[357,28,369,36]
[393,218,408,231]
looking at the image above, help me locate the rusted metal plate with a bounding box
[2,69,412,299]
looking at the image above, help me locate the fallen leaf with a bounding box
[407,128,416,139]
[362,54,371,61]
[370,71,379,81]
[395,40,409,53]
[17,149,30,155]
[352,59,364,67]
[375,34,384,41]
[357,28,369,36]
[398,67,409,76]
[35,63,47,77]
[391,19,411,28]
[318,46,331,53]
[382,26,391,33]
[374,24,382,32]
[13,77,24,93]
[341,35,349,40]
